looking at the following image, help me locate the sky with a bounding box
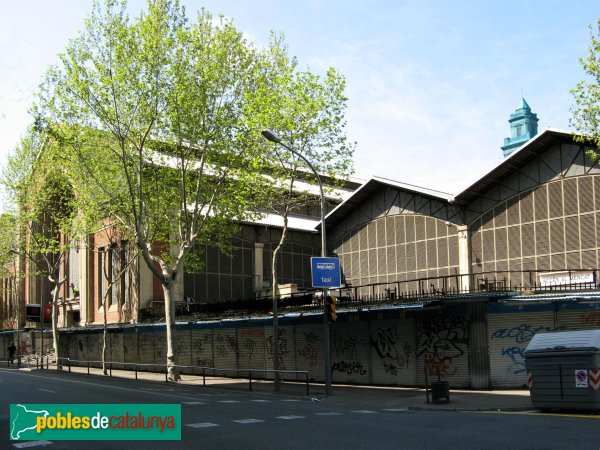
[1,0,598,203]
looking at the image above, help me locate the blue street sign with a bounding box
[311,257,342,288]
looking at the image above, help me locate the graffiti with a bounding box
[417,314,467,361]
[501,347,526,375]
[371,327,414,370]
[266,328,289,370]
[192,335,211,353]
[240,329,265,338]
[383,363,401,376]
[194,358,212,367]
[334,335,365,360]
[298,332,320,366]
[214,334,237,358]
[424,354,457,377]
[332,361,367,376]
[490,324,552,343]
[139,333,153,345]
[238,338,257,359]
[491,324,552,378]
[581,312,600,327]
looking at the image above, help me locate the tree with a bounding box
[34,0,267,380]
[88,220,137,375]
[246,34,355,388]
[2,130,80,366]
[571,18,600,150]
[0,213,22,362]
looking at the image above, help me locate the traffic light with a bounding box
[325,295,337,322]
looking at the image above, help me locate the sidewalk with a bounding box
[17,363,534,412]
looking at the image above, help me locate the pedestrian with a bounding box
[8,341,16,366]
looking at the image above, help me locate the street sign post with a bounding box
[311,257,341,288]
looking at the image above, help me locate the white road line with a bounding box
[0,371,206,402]
[315,412,343,416]
[276,415,305,420]
[281,399,301,402]
[250,399,271,403]
[233,419,264,424]
[186,422,219,428]
[218,400,241,403]
[182,401,206,405]
[382,408,409,412]
[12,441,53,448]
[37,388,55,394]
[351,410,378,414]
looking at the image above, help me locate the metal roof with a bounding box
[324,129,582,228]
[452,128,579,204]
[324,176,453,228]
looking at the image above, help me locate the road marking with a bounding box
[250,399,271,403]
[315,412,343,416]
[186,422,219,428]
[233,419,264,424]
[0,371,208,402]
[382,408,409,412]
[12,441,53,448]
[281,399,301,402]
[276,415,305,420]
[182,401,206,405]
[218,400,241,403]
[351,410,378,414]
[463,411,600,420]
[37,389,55,394]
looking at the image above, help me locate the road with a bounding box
[1,367,599,449]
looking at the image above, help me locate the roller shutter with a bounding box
[416,310,470,388]
[330,321,370,384]
[190,327,214,368]
[295,323,325,382]
[556,302,600,330]
[487,309,555,387]
[370,317,417,386]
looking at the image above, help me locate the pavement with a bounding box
[5,359,534,413]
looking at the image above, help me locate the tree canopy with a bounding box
[14,0,355,380]
[571,18,600,149]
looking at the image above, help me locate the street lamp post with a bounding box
[261,129,332,395]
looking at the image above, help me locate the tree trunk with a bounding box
[163,280,180,381]
[102,294,108,375]
[271,212,289,391]
[51,284,61,368]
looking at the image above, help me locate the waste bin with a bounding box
[430,381,450,404]
[524,329,600,412]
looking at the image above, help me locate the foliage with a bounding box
[571,18,600,152]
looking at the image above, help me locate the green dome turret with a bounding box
[501,97,539,157]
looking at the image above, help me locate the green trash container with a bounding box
[431,381,450,404]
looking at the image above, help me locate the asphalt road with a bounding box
[1,367,599,450]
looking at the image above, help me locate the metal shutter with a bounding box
[213,328,238,375]
[330,321,370,384]
[416,311,470,388]
[370,317,417,386]
[295,323,325,382]
[487,311,555,387]
[191,328,213,368]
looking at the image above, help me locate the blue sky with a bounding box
[0,1,598,200]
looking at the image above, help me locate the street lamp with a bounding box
[261,129,332,395]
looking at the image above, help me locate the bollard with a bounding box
[68,359,71,373]
[165,366,168,383]
[87,361,90,375]
[203,367,206,386]
[249,371,252,392]
[135,364,138,380]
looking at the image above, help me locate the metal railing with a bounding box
[56,357,310,395]
[3,353,52,370]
